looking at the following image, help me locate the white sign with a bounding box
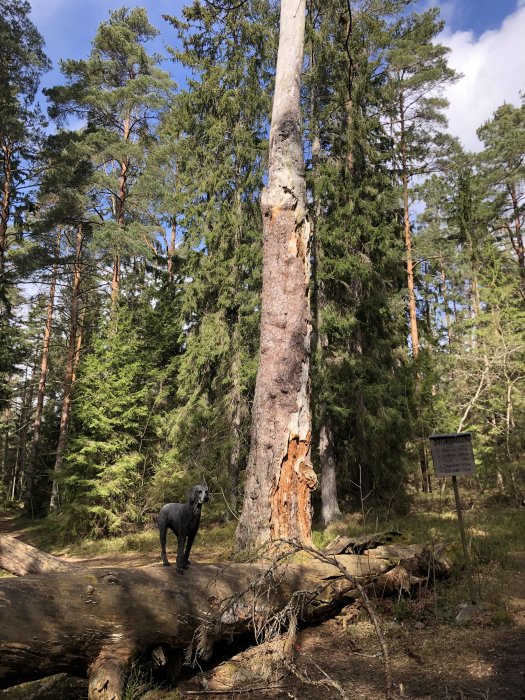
[429,433,476,477]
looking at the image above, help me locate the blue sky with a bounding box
[29,0,525,151]
[439,0,519,34]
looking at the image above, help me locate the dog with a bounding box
[155,485,209,573]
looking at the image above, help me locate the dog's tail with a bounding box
[153,514,159,529]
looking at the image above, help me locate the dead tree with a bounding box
[0,534,449,700]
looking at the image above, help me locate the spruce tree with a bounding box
[307,0,415,511]
[477,98,525,296]
[158,1,275,512]
[60,306,155,535]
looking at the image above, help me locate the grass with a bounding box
[3,485,523,616]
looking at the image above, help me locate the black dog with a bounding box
[155,485,209,573]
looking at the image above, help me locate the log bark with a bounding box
[0,535,79,575]
[0,537,449,699]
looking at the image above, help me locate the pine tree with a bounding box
[0,0,49,408]
[419,133,525,493]
[384,7,458,358]
[45,7,174,305]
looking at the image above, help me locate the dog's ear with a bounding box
[188,486,197,504]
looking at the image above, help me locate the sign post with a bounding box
[429,433,477,605]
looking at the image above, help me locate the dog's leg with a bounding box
[183,531,196,569]
[175,534,186,574]
[159,523,170,567]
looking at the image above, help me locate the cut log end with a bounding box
[88,647,136,700]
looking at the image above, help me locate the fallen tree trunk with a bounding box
[0,535,79,575]
[0,536,449,700]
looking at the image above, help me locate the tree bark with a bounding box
[400,101,419,360]
[167,221,176,281]
[0,536,449,699]
[235,0,316,552]
[320,419,343,525]
[25,230,61,515]
[49,224,84,511]
[0,139,12,297]
[0,535,79,575]
[11,363,37,502]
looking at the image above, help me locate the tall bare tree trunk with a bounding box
[320,419,343,525]
[111,115,131,305]
[24,230,61,515]
[0,144,11,267]
[0,140,12,308]
[400,116,419,359]
[227,193,248,514]
[49,225,84,511]
[235,0,316,552]
[11,367,35,501]
[439,257,452,345]
[228,338,242,514]
[399,101,431,491]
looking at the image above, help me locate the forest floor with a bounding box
[1,493,524,700]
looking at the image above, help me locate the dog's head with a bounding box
[189,485,209,506]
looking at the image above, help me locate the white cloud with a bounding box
[441,3,525,151]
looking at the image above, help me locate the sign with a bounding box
[429,433,475,478]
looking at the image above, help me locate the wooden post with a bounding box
[451,475,476,604]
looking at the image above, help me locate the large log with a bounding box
[0,535,79,575]
[0,536,449,700]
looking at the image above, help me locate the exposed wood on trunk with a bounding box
[24,230,61,515]
[236,0,316,552]
[49,224,84,512]
[0,536,450,699]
